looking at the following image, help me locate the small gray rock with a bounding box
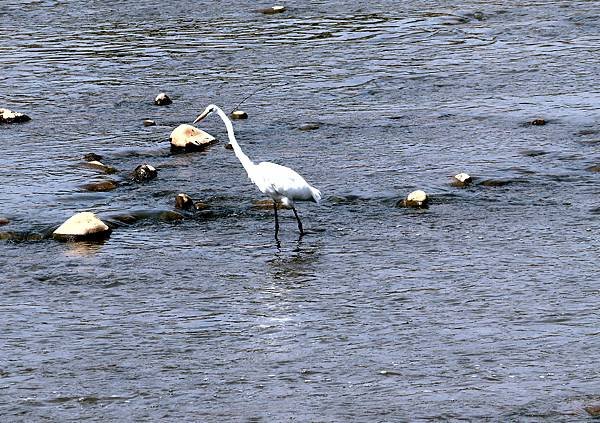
[84,160,117,174]
[451,172,473,187]
[83,153,103,162]
[132,164,157,182]
[231,110,248,120]
[175,193,195,211]
[299,123,320,131]
[154,93,172,106]
[260,5,286,14]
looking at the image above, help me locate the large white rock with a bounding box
[170,124,216,151]
[53,212,111,240]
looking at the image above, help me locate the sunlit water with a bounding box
[1,1,599,421]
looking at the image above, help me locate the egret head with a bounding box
[193,104,218,124]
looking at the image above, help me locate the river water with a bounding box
[1,1,599,421]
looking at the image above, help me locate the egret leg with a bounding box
[273,201,280,240]
[291,206,304,236]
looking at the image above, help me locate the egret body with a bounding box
[193,105,321,240]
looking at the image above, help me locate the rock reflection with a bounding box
[64,240,107,257]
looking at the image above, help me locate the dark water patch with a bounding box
[329,194,367,205]
[576,128,600,137]
[478,178,525,187]
[543,174,585,183]
[520,149,549,157]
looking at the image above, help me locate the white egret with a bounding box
[193,104,321,240]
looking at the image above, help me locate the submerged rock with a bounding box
[0,231,43,242]
[586,165,600,173]
[111,214,139,224]
[0,108,31,124]
[530,118,546,126]
[159,211,184,222]
[83,153,103,162]
[154,92,172,106]
[479,179,514,187]
[132,164,157,182]
[585,405,600,417]
[0,217,9,226]
[259,5,286,14]
[252,199,289,210]
[398,190,428,208]
[84,160,117,174]
[53,212,111,241]
[82,180,119,192]
[231,110,248,120]
[175,193,195,211]
[451,172,473,187]
[143,119,156,127]
[520,149,548,157]
[194,201,209,211]
[170,124,217,152]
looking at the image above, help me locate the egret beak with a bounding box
[193,109,211,125]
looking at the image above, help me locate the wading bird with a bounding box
[193,104,321,241]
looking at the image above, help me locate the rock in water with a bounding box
[299,123,320,131]
[175,193,195,210]
[53,212,111,241]
[252,199,289,210]
[0,108,31,124]
[398,190,429,208]
[82,180,119,192]
[451,172,473,187]
[84,160,117,174]
[159,211,184,222]
[231,110,248,120]
[154,93,172,106]
[586,165,600,173]
[170,124,217,152]
[585,405,600,417]
[132,164,157,182]
[530,118,546,126]
[83,153,103,162]
[259,5,286,14]
[0,217,9,226]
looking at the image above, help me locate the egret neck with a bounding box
[213,106,255,177]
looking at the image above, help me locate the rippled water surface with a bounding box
[1,1,599,421]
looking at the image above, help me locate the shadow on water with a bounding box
[267,237,321,284]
